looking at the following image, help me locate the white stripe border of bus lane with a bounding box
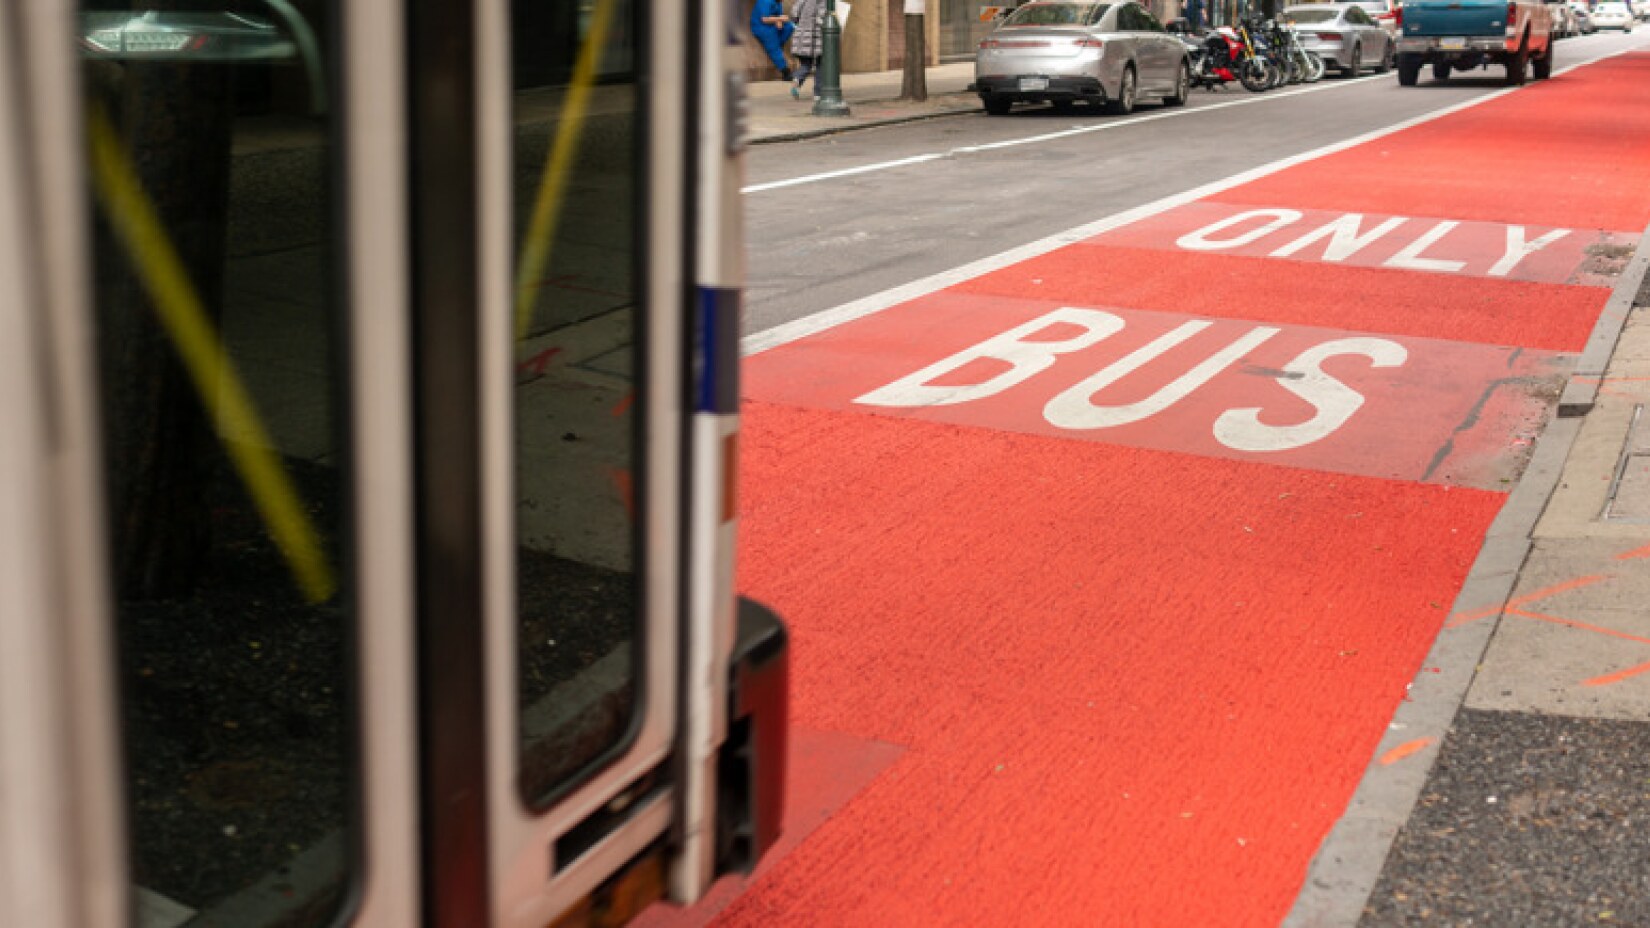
[741,41,1644,359]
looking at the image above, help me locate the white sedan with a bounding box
[973,0,1192,116]
[1285,3,1396,75]
[1591,1,1636,29]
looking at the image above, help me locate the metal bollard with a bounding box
[812,0,851,116]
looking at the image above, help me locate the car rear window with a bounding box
[1285,9,1341,23]
[1003,2,1112,26]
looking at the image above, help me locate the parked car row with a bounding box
[971,0,1643,117]
[970,0,1397,117]
[1555,0,1649,37]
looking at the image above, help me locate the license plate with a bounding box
[1439,36,1467,49]
[1019,77,1049,91]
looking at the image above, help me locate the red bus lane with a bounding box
[713,55,1650,927]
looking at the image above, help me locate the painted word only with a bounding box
[1096,202,1636,285]
[856,307,1405,453]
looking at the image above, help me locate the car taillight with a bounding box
[1076,37,1105,48]
[1394,5,1403,26]
[1507,0,1518,29]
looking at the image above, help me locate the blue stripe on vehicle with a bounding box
[697,286,741,414]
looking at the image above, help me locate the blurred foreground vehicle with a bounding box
[0,2,787,927]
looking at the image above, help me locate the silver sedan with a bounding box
[972,0,1191,116]
[1284,3,1395,75]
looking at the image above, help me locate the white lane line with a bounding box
[745,152,949,191]
[741,45,1638,358]
[741,74,1387,194]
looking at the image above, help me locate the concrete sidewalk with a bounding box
[747,61,981,143]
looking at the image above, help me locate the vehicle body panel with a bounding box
[1590,2,1635,28]
[1550,2,1575,38]
[1344,0,1401,35]
[1286,4,1393,70]
[1400,0,1518,36]
[1396,0,1551,77]
[972,0,1188,108]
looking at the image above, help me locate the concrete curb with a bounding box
[749,98,982,145]
[1558,218,1650,416]
[1283,219,1650,926]
[745,89,976,145]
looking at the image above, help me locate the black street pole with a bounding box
[813,0,851,116]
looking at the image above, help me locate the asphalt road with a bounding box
[701,27,1650,928]
[743,30,1649,337]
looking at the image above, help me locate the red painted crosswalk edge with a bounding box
[722,402,1503,927]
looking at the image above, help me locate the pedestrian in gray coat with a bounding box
[789,0,826,98]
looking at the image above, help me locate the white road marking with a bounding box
[741,74,1390,195]
[742,46,1638,358]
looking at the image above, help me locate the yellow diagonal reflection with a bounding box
[87,105,336,603]
[514,0,618,343]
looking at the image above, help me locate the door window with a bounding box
[509,0,648,808]
[79,1,355,924]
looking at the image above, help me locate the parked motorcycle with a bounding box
[1169,19,1239,90]
[1170,17,1320,93]
[1264,18,1324,84]
[1231,21,1278,92]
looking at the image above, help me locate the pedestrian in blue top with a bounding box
[751,0,796,82]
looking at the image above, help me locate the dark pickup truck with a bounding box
[1395,0,1556,85]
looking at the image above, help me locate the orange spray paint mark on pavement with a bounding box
[1446,574,1610,627]
[1584,660,1650,688]
[1617,542,1650,561]
[1513,609,1650,647]
[1378,738,1435,766]
[608,468,635,522]
[517,346,563,378]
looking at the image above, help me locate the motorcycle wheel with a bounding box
[1238,58,1271,92]
[1266,58,1287,89]
[1304,51,1325,82]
